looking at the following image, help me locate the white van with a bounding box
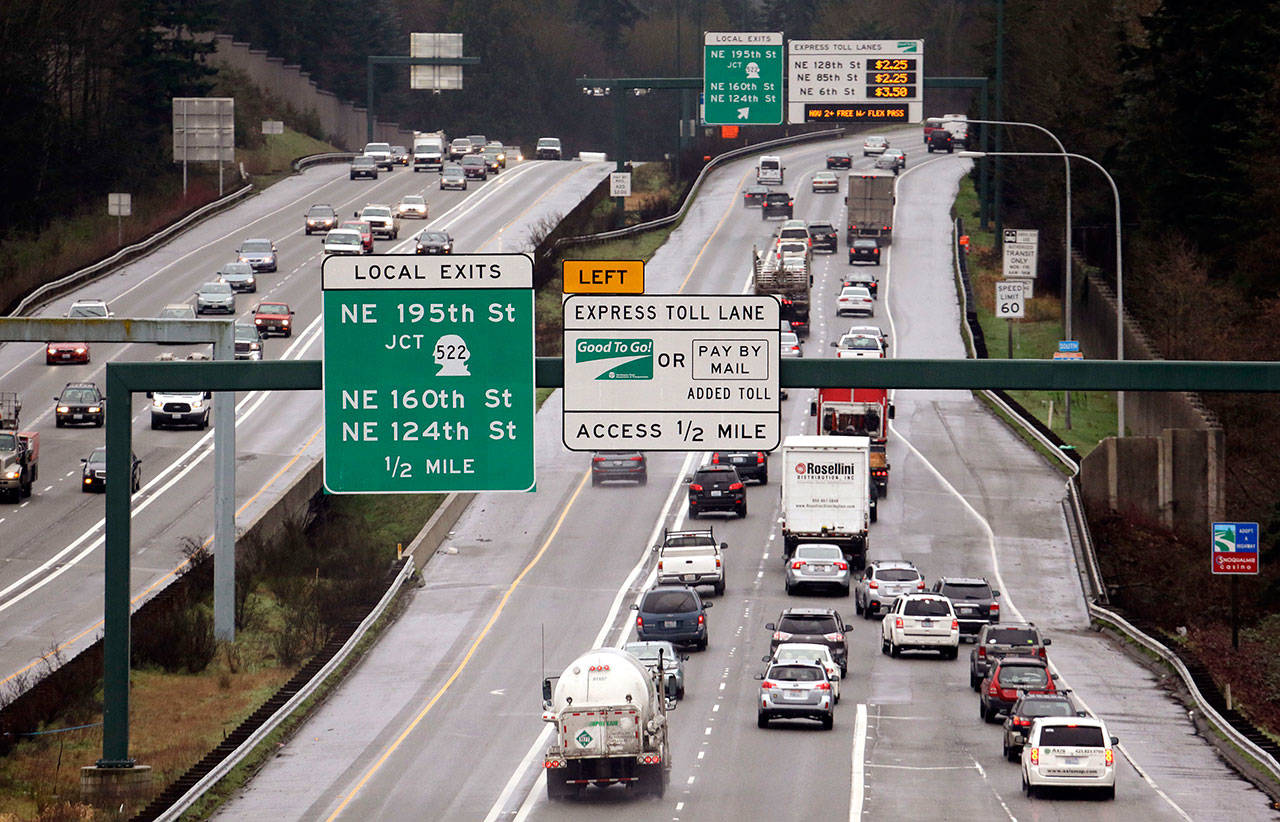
[757,155,784,185]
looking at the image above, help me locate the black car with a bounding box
[761,192,793,220]
[54,382,104,427]
[686,464,746,518]
[415,230,454,255]
[826,151,852,169]
[849,238,881,266]
[304,203,338,234]
[927,129,954,153]
[462,155,488,179]
[1002,691,1080,760]
[349,156,378,179]
[969,622,1051,690]
[842,270,879,299]
[743,184,769,207]
[767,607,852,674]
[632,585,712,650]
[234,322,264,361]
[709,450,767,484]
[808,222,838,253]
[591,450,647,485]
[81,447,141,494]
[931,577,1000,639]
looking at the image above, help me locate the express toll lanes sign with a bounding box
[562,295,780,452]
[321,254,535,494]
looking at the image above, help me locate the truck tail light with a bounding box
[894,618,903,629]
[1038,646,1047,658]
[977,646,987,659]
[636,616,644,629]
[716,557,721,569]
[657,560,663,571]
[951,619,959,631]
[756,453,765,465]
[1030,748,1039,765]
[917,580,926,590]
[710,454,721,464]
[990,602,1000,614]
[1105,748,1114,766]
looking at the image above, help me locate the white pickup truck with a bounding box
[654,528,726,596]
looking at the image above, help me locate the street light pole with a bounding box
[959,149,1124,438]
[961,119,1073,428]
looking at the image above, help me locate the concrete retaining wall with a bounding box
[204,34,414,151]
[1081,428,1224,533]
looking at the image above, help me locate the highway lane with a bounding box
[214,132,1273,821]
[0,157,610,688]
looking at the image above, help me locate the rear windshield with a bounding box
[941,582,992,600]
[987,628,1039,645]
[795,545,843,560]
[809,224,835,233]
[765,193,790,203]
[998,665,1049,688]
[1021,700,1075,719]
[760,159,780,169]
[643,591,697,613]
[1039,725,1105,747]
[778,615,838,634]
[665,535,715,548]
[903,598,951,617]
[876,568,919,582]
[768,665,823,682]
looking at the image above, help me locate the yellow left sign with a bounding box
[563,260,644,294]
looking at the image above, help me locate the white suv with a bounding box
[356,205,400,240]
[362,142,394,170]
[880,593,960,659]
[1022,715,1118,799]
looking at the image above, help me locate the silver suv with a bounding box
[854,560,923,619]
[755,661,834,729]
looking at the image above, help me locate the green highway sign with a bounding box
[321,254,535,493]
[703,32,783,125]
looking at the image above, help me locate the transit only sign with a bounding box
[321,254,535,493]
[562,295,780,451]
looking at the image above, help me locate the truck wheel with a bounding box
[854,595,863,615]
[55,417,64,428]
[870,506,878,524]
[757,712,769,729]
[889,639,900,658]
[688,507,698,519]
[546,775,574,801]
[21,473,32,498]
[714,580,725,596]
[638,472,647,486]
[822,714,834,731]
[736,503,747,518]
[758,471,767,485]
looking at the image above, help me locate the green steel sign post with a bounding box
[321,254,535,493]
[703,32,784,125]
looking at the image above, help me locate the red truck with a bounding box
[810,387,893,496]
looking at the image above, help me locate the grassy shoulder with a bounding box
[954,177,1115,455]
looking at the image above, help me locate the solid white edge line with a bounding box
[849,702,867,821]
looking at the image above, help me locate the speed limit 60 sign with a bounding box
[996,281,1025,319]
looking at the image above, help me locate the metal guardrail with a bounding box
[1089,603,1280,784]
[153,558,415,821]
[292,152,356,172]
[550,128,846,252]
[8,184,254,318]
[953,215,1280,788]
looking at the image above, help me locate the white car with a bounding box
[771,643,841,703]
[836,286,874,317]
[811,171,840,192]
[847,325,888,353]
[1022,715,1118,799]
[396,195,429,219]
[322,228,365,256]
[881,593,960,659]
[66,299,112,318]
[834,333,884,359]
[863,135,889,155]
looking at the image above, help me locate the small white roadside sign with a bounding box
[610,172,632,198]
[996,281,1025,319]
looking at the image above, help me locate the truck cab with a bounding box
[811,387,894,497]
[412,134,445,171]
[654,528,727,596]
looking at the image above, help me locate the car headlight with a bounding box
[281,318,290,325]
[238,256,249,263]
[57,405,70,413]
[246,277,255,285]
[254,318,264,324]
[87,406,101,413]
[75,347,86,354]
[6,468,21,479]
[191,399,203,409]
[250,343,260,350]
[47,346,56,354]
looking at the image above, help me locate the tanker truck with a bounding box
[542,647,672,800]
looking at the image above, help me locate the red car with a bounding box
[47,341,90,364]
[340,220,374,253]
[980,657,1057,722]
[253,302,295,338]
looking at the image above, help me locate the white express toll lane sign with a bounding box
[562,295,780,451]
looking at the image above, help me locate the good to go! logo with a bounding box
[575,338,654,380]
